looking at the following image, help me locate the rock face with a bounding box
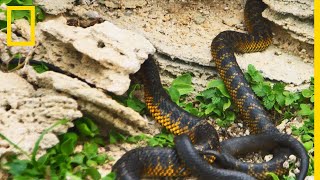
[22,67,156,136]
[104,0,147,8]
[0,71,82,157]
[34,0,76,15]
[35,17,155,95]
[262,0,314,44]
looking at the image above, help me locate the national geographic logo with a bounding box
[6,6,35,46]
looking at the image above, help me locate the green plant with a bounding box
[166,73,236,127]
[1,117,115,180]
[0,0,45,30]
[112,83,146,114]
[108,129,174,148]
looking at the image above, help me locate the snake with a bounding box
[113,0,308,179]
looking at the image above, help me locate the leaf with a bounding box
[266,172,280,180]
[303,141,313,151]
[70,154,85,164]
[298,104,313,116]
[109,131,126,144]
[204,103,214,115]
[207,79,230,98]
[172,83,194,96]
[31,119,68,164]
[301,135,313,142]
[94,154,107,164]
[83,142,98,159]
[31,62,49,73]
[168,87,180,103]
[302,89,313,98]
[126,97,146,113]
[172,73,192,86]
[7,159,29,175]
[223,99,231,111]
[263,96,275,110]
[273,83,285,93]
[60,133,78,155]
[102,172,116,180]
[275,93,285,107]
[85,167,101,180]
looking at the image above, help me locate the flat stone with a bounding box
[21,66,157,136]
[0,71,82,157]
[36,17,155,95]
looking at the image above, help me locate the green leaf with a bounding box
[60,133,78,155]
[303,141,313,151]
[205,103,214,115]
[301,135,313,142]
[168,87,180,103]
[109,131,126,144]
[263,96,275,110]
[85,167,101,180]
[298,104,313,116]
[266,172,280,180]
[223,99,231,111]
[32,62,49,73]
[102,172,116,180]
[75,117,99,137]
[7,159,29,175]
[126,97,146,113]
[83,142,98,159]
[31,119,68,164]
[95,154,107,164]
[70,154,85,164]
[172,73,192,86]
[273,83,285,93]
[302,89,313,98]
[207,79,230,97]
[275,93,285,107]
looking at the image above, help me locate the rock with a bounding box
[0,71,82,157]
[262,0,313,19]
[194,15,205,25]
[262,9,314,44]
[21,66,157,136]
[34,0,75,15]
[36,17,155,95]
[14,19,31,40]
[264,154,273,162]
[105,0,147,9]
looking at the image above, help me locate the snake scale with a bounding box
[113,0,309,179]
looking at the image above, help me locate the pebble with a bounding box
[194,15,205,25]
[264,154,273,162]
[275,51,282,56]
[85,10,100,19]
[293,168,300,174]
[283,161,290,168]
[288,154,297,163]
[124,10,133,16]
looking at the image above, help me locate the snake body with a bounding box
[113,0,308,179]
[209,0,308,179]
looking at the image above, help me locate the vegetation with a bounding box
[0,63,313,179]
[0,0,45,30]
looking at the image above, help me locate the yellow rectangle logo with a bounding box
[6,6,35,46]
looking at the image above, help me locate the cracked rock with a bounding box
[262,0,314,44]
[0,71,82,157]
[35,17,155,95]
[34,0,76,15]
[21,66,157,136]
